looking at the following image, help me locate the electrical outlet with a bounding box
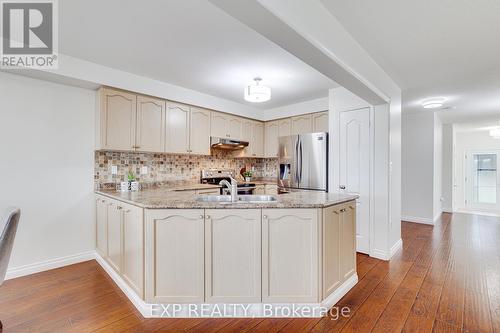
[140,166,148,175]
[111,165,118,175]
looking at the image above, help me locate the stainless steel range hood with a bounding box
[210,137,249,150]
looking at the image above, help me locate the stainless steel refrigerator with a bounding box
[278,132,328,192]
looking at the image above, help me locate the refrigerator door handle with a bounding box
[294,138,299,183]
[299,138,303,183]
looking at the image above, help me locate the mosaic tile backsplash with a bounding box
[95,150,278,189]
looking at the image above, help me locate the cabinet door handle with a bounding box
[205,215,211,219]
[263,215,268,219]
[340,208,346,212]
[349,205,355,210]
[333,211,339,215]
[101,200,105,203]
[199,215,204,219]
[117,206,123,210]
[125,210,131,213]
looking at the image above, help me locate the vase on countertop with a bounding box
[245,177,251,182]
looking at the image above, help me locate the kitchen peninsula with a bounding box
[94,188,359,318]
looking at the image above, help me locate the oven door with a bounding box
[237,186,255,195]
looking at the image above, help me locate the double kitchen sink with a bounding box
[195,195,277,203]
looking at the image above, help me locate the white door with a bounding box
[339,108,370,254]
[465,150,500,212]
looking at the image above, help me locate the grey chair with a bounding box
[0,207,20,330]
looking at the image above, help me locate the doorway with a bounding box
[339,107,372,254]
[465,150,500,213]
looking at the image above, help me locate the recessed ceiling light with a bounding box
[421,98,446,109]
[244,77,271,103]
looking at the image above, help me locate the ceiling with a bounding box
[321,0,500,124]
[58,0,336,109]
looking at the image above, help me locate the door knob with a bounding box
[339,185,346,190]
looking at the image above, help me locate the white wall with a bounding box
[454,130,500,210]
[0,72,96,276]
[442,124,454,212]
[402,112,435,222]
[433,114,443,219]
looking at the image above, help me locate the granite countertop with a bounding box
[95,187,358,209]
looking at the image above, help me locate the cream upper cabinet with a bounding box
[122,203,144,298]
[96,196,108,257]
[145,209,205,303]
[312,111,329,133]
[340,203,356,281]
[251,122,265,157]
[278,118,291,137]
[262,208,319,303]
[265,120,279,158]
[291,114,313,135]
[99,88,137,150]
[228,116,243,140]
[106,201,123,273]
[190,107,211,155]
[211,111,244,140]
[205,209,261,303]
[136,95,165,152]
[241,119,253,142]
[165,102,190,154]
[211,112,229,138]
[322,204,342,298]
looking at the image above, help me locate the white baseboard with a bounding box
[401,215,434,225]
[95,253,359,318]
[320,274,358,309]
[390,239,403,257]
[434,212,442,222]
[370,238,402,261]
[5,250,96,280]
[95,252,151,317]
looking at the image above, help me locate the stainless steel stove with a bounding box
[200,169,256,195]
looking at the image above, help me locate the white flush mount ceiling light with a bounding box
[489,128,500,139]
[244,77,271,103]
[421,97,446,109]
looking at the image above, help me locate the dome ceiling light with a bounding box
[489,128,500,139]
[421,97,446,109]
[244,77,271,103]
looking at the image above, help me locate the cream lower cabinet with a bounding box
[322,202,356,298]
[95,195,144,298]
[145,209,205,303]
[322,205,342,298]
[122,204,144,298]
[96,196,108,257]
[205,209,261,303]
[340,203,356,280]
[107,201,123,273]
[262,209,319,303]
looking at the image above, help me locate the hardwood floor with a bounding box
[1,212,499,332]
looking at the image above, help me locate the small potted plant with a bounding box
[243,170,253,182]
[125,171,140,191]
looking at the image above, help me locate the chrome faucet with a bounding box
[219,177,238,202]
